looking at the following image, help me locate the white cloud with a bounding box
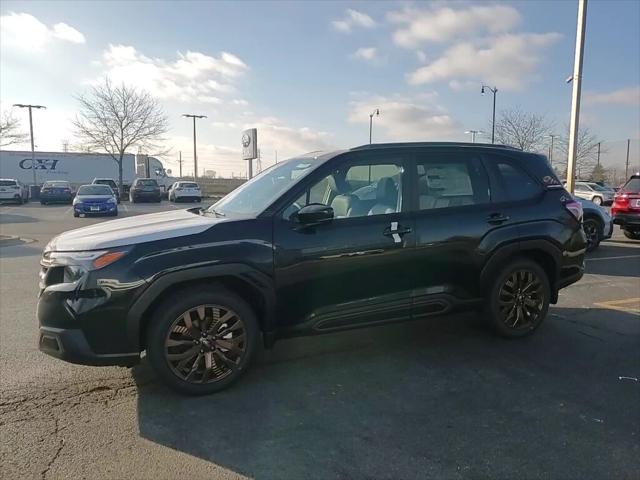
[232,99,249,106]
[52,23,86,44]
[388,4,521,48]
[353,47,378,62]
[348,95,457,141]
[332,8,376,33]
[248,117,333,157]
[94,44,248,102]
[584,86,640,106]
[407,33,561,91]
[0,12,86,52]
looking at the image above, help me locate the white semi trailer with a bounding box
[0,150,176,193]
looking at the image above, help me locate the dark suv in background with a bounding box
[129,178,161,203]
[37,143,586,395]
[92,178,120,203]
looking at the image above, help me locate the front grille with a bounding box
[40,265,64,287]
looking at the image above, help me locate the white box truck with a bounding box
[0,150,176,193]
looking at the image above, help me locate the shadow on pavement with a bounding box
[0,243,42,258]
[585,244,640,277]
[134,307,640,480]
[0,213,39,224]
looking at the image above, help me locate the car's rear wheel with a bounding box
[583,217,601,252]
[485,259,550,337]
[146,286,258,395]
[592,196,603,206]
[623,229,640,240]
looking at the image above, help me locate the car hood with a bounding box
[47,208,224,251]
[75,195,114,202]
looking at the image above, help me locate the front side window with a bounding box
[282,159,404,220]
[417,156,489,210]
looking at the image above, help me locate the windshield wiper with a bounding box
[203,208,225,217]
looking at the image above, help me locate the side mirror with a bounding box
[295,203,334,226]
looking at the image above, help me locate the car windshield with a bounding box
[137,179,157,186]
[77,185,113,195]
[0,180,17,186]
[43,182,69,188]
[621,177,640,192]
[96,180,116,187]
[208,156,324,216]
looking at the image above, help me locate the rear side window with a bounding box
[416,155,489,210]
[621,177,640,192]
[0,180,17,186]
[491,160,542,202]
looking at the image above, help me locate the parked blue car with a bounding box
[73,184,118,217]
[40,180,74,205]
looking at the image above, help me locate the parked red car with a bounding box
[611,173,640,240]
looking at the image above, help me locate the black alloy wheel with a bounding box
[623,229,640,240]
[164,304,247,384]
[582,218,601,252]
[146,286,258,395]
[485,259,550,337]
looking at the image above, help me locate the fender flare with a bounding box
[126,263,276,350]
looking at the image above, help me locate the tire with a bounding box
[130,195,136,203]
[40,201,47,205]
[582,217,601,252]
[592,196,602,206]
[484,259,550,338]
[73,212,79,218]
[196,198,202,203]
[146,285,259,395]
[623,229,640,240]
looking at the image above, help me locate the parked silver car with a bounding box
[576,197,613,251]
[571,181,615,206]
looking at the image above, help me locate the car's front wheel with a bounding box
[623,229,640,240]
[583,217,601,252]
[146,286,258,395]
[485,259,550,337]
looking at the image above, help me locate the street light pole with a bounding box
[481,86,498,143]
[565,0,588,195]
[369,109,379,144]
[13,104,46,186]
[548,134,558,167]
[465,130,484,143]
[182,114,207,179]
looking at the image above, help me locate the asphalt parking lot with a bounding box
[1,201,639,480]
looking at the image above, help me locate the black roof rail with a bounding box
[350,142,522,151]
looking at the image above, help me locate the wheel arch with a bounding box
[127,264,276,351]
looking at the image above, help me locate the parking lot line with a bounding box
[593,297,640,315]
[586,254,640,262]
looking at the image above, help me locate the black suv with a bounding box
[37,143,586,395]
[129,178,161,203]
[92,178,120,203]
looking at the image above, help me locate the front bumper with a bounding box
[603,217,614,240]
[39,326,139,366]
[74,203,117,215]
[41,194,73,203]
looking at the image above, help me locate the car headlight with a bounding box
[107,197,116,203]
[41,249,128,270]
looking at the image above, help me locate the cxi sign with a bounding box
[19,158,60,170]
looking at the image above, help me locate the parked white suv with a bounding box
[0,178,29,204]
[168,181,202,202]
[568,181,614,206]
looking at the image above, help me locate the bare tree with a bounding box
[73,79,169,194]
[493,107,551,152]
[0,111,28,147]
[557,126,601,178]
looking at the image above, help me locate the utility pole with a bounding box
[565,0,588,194]
[465,130,483,143]
[13,104,46,186]
[369,108,379,144]
[548,134,558,167]
[481,86,498,143]
[625,138,631,179]
[182,114,207,179]
[275,150,278,164]
[596,142,601,167]
[178,151,183,177]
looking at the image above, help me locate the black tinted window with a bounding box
[622,177,640,192]
[495,161,541,201]
[136,179,158,186]
[417,155,489,210]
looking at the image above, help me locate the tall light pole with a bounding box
[565,0,588,194]
[182,114,207,179]
[548,134,558,167]
[369,108,379,144]
[481,85,498,144]
[465,130,484,143]
[13,104,46,186]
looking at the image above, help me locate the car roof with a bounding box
[350,142,522,152]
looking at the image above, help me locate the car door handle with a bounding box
[383,226,412,236]
[487,213,510,225]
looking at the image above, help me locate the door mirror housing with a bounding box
[295,203,334,226]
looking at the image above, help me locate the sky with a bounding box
[1,0,639,177]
